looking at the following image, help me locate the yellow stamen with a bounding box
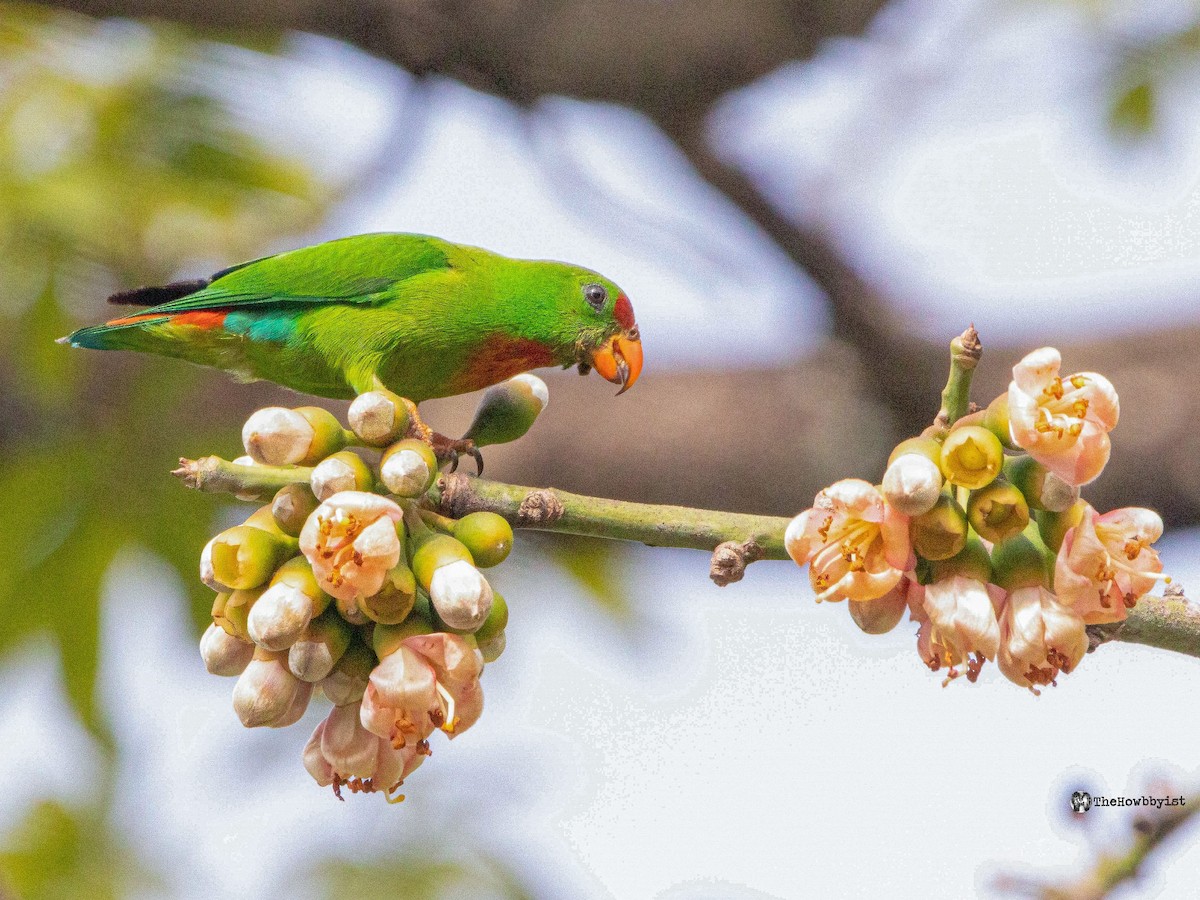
[435,682,458,734]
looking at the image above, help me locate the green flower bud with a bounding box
[271,483,320,537]
[887,436,942,467]
[213,586,264,642]
[463,373,549,448]
[347,388,411,447]
[208,525,294,590]
[270,556,332,617]
[321,637,376,706]
[334,593,372,626]
[287,609,352,682]
[848,588,908,635]
[243,504,294,539]
[1035,501,1087,554]
[966,480,1030,544]
[293,406,347,463]
[310,450,374,501]
[927,534,992,584]
[983,394,1017,450]
[939,425,1004,490]
[372,616,435,660]
[451,512,514,568]
[360,561,417,625]
[411,534,474,590]
[380,439,438,497]
[1003,455,1079,513]
[471,591,508,643]
[991,533,1051,592]
[479,631,506,663]
[910,493,969,561]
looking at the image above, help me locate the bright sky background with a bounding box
[9,0,1200,897]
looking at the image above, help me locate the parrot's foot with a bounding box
[430,433,484,476]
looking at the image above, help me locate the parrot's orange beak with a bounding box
[590,329,643,395]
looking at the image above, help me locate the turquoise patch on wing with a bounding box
[225,311,295,343]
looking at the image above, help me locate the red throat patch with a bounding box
[452,334,557,394]
[613,295,635,331]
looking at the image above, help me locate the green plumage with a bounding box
[65,233,636,402]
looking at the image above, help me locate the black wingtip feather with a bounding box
[106,278,210,306]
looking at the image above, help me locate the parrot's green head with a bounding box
[537,264,643,395]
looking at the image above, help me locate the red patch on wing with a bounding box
[453,334,557,394]
[105,310,227,330]
[613,295,635,330]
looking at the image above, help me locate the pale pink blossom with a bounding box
[303,701,425,798]
[299,491,404,601]
[1007,347,1119,485]
[996,586,1088,693]
[360,632,484,750]
[918,575,1001,684]
[785,479,911,602]
[1055,505,1165,624]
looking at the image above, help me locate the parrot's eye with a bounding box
[583,283,607,311]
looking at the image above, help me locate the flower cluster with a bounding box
[199,378,540,800]
[786,345,1168,692]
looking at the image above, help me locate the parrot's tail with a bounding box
[58,310,227,350]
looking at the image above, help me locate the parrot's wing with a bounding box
[129,233,453,314]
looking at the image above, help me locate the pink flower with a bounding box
[917,575,1001,684]
[785,479,911,602]
[1055,505,1165,624]
[299,491,404,602]
[996,586,1088,693]
[1007,347,1119,485]
[360,632,484,750]
[303,701,425,800]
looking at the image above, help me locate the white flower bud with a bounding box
[247,583,313,651]
[242,407,315,465]
[348,391,405,446]
[289,640,337,683]
[429,560,494,631]
[200,623,254,676]
[380,448,432,497]
[268,681,313,728]
[200,537,233,592]
[310,454,361,501]
[233,651,301,727]
[882,453,943,516]
[1040,471,1079,513]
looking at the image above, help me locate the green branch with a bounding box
[172,456,1199,660]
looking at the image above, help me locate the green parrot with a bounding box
[62,232,643,464]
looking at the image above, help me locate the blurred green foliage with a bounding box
[0,1,333,734]
[313,852,534,900]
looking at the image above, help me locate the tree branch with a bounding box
[172,455,1200,661]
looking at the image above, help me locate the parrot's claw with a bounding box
[430,434,484,476]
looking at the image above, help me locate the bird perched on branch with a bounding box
[62,232,643,466]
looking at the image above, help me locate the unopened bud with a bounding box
[360,562,417,625]
[335,594,371,625]
[472,591,509,644]
[288,610,352,682]
[966,480,1030,544]
[848,586,908,635]
[348,389,411,446]
[372,616,435,660]
[208,525,294,590]
[429,560,494,631]
[463,373,549,447]
[940,425,1004,490]
[1035,501,1087,554]
[269,681,314,728]
[882,453,943,516]
[310,450,374,501]
[990,534,1051,592]
[1004,455,1079,513]
[247,582,314,651]
[411,534,474,590]
[321,640,377,707]
[983,394,1017,449]
[927,535,992,585]
[380,439,437,497]
[242,406,345,466]
[200,538,233,593]
[478,631,506,663]
[451,512,514,568]
[212,587,263,642]
[910,493,968,561]
[271,483,319,537]
[200,622,254,676]
[232,649,302,727]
